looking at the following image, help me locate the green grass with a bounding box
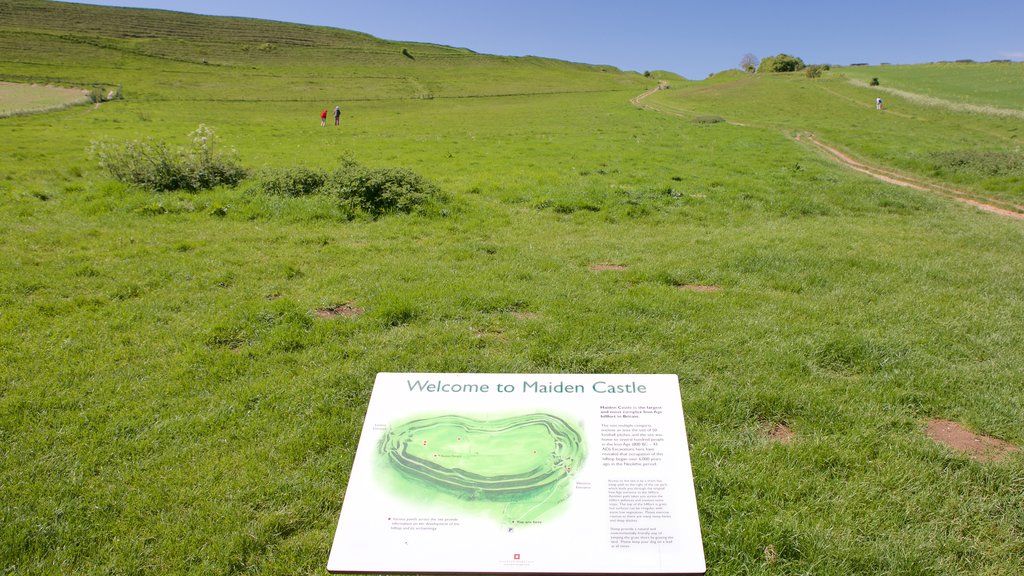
[843,62,1024,110]
[2,1,1023,575]
[647,69,1024,205]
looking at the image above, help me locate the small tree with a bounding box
[740,53,759,73]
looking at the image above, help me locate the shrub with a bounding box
[87,84,122,103]
[331,164,439,217]
[250,166,327,197]
[249,157,441,217]
[869,77,880,86]
[804,65,824,78]
[691,115,725,124]
[91,125,246,192]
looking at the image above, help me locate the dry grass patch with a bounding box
[0,81,91,117]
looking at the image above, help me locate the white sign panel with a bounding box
[328,373,705,574]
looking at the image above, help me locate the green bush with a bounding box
[804,65,825,78]
[331,164,439,217]
[691,115,725,124]
[91,125,246,192]
[250,158,441,217]
[250,166,326,197]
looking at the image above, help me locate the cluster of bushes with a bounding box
[92,126,442,218]
[754,54,831,77]
[250,158,441,217]
[91,125,246,192]
[757,53,805,73]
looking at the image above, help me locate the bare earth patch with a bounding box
[314,303,363,318]
[926,419,1019,463]
[590,263,627,271]
[760,422,795,444]
[677,284,722,293]
[512,311,540,320]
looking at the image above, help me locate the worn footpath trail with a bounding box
[632,85,1024,221]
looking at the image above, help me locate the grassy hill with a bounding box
[843,61,1024,111]
[646,65,1024,205]
[2,1,1023,575]
[0,0,644,102]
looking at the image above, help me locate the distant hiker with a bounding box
[320,109,328,126]
[876,97,883,110]
[334,105,341,126]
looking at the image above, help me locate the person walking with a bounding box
[334,105,341,126]
[320,109,328,126]
[875,97,883,110]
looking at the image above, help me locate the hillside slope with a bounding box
[0,0,650,101]
[645,65,1024,206]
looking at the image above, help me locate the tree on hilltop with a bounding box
[740,53,759,73]
[757,53,806,73]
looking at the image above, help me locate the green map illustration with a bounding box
[377,413,586,525]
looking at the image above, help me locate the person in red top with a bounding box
[320,109,328,126]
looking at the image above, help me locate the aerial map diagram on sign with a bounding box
[327,373,706,574]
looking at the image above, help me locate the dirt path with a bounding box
[632,81,749,126]
[796,132,1024,220]
[630,81,669,108]
[631,85,1023,221]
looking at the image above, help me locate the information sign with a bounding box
[327,373,705,574]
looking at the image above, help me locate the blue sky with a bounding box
[67,1,1024,79]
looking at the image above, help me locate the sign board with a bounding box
[327,373,705,574]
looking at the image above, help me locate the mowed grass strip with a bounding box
[0,81,90,117]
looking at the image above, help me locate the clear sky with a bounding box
[65,0,1024,79]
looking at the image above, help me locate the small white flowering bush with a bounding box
[91,125,247,191]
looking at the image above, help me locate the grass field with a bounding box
[843,62,1024,111]
[645,66,1024,205]
[1,1,1023,575]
